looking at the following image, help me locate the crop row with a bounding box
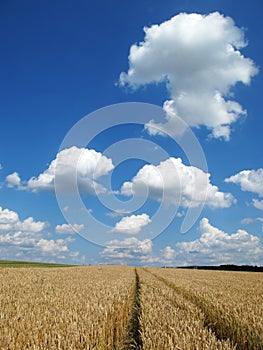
[138,268,234,349]
[147,267,263,349]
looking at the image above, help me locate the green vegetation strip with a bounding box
[124,268,142,350]
[145,268,262,350]
[0,260,75,268]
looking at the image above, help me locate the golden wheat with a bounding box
[0,265,262,349]
[148,267,263,349]
[138,268,234,350]
[0,266,134,349]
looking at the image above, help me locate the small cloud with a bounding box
[36,238,69,254]
[253,199,263,211]
[161,246,175,260]
[101,237,153,261]
[225,168,263,197]
[55,223,84,235]
[107,209,132,218]
[240,218,254,225]
[110,213,151,235]
[69,251,79,258]
[6,172,21,188]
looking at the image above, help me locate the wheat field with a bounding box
[147,267,263,349]
[0,265,262,349]
[0,266,134,349]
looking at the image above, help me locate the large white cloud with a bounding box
[119,12,258,140]
[111,213,151,234]
[121,157,234,208]
[6,146,114,194]
[0,206,78,261]
[176,218,263,265]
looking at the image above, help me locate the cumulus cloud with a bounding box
[101,217,263,266]
[7,146,114,194]
[110,213,151,234]
[101,237,153,261]
[0,207,45,233]
[176,218,263,265]
[226,169,263,209]
[36,239,69,254]
[55,223,84,235]
[119,12,258,140]
[161,246,176,260]
[102,238,177,265]
[6,172,21,188]
[225,168,263,196]
[121,157,234,208]
[0,206,78,260]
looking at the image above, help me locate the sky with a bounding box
[0,0,263,266]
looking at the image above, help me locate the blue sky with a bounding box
[0,0,263,266]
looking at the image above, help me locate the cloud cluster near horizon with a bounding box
[120,12,258,140]
[101,218,263,266]
[176,218,263,265]
[0,206,78,261]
